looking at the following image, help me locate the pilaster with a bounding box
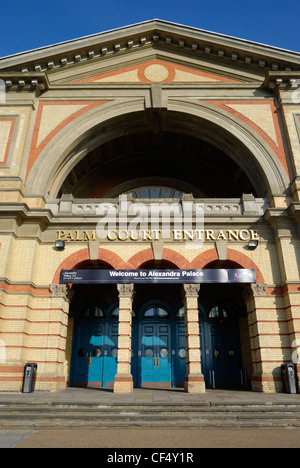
[113,284,135,393]
[243,283,287,393]
[267,211,300,384]
[183,284,206,393]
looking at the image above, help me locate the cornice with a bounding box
[0,71,50,92]
[264,71,300,90]
[0,20,299,80]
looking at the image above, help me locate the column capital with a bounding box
[243,283,267,301]
[117,283,135,299]
[50,284,74,302]
[183,284,201,297]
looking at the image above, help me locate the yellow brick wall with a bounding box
[0,231,299,392]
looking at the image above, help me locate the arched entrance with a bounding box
[131,285,185,388]
[129,282,249,390]
[198,283,249,389]
[68,279,120,389]
[65,256,253,391]
[25,103,289,199]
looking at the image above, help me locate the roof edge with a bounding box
[1,19,299,69]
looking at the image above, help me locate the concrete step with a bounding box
[1,405,300,414]
[1,401,300,428]
[1,418,300,429]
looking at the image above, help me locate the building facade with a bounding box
[0,20,300,393]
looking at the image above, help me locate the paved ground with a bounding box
[1,387,299,405]
[1,388,300,448]
[5,426,300,448]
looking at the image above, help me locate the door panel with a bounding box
[88,323,104,386]
[71,323,90,385]
[141,324,157,384]
[71,320,118,388]
[174,323,186,386]
[203,321,242,389]
[141,322,172,386]
[157,324,171,383]
[131,321,138,387]
[103,323,118,387]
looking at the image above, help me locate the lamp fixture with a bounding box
[248,239,259,250]
[55,240,65,251]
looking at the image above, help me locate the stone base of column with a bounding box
[251,372,284,393]
[184,374,206,393]
[113,374,134,393]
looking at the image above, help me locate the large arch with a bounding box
[191,248,265,284]
[126,248,191,270]
[52,247,127,284]
[25,99,290,199]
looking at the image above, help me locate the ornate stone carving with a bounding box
[242,283,267,301]
[50,284,74,302]
[252,283,268,296]
[117,283,135,299]
[183,284,201,297]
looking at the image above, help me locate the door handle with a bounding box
[154,358,156,367]
[157,357,159,367]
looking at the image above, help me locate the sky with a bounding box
[0,0,299,58]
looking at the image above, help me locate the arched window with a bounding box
[208,306,228,320]
[128,187,183,199]
[111,307,119,319]
[144,305,169,319]
[111,307,136,318]
[177,307,185,318]
[80,306,104,319]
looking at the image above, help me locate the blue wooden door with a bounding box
[157,324,172,383]
[131,321,139,387]
[88,321,105,386]
[202,320,242,389]
[103,322,118,387]
[198,321,208,384]
[141,322,172,386]
[71,319,118,388]
[71,321,91,386]
[209,321,242,387]
[174,323,186,386]
[71,320,105,387]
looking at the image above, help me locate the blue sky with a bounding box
[0,0,299,58]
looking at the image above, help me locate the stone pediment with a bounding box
[1,19,300,88]
[69,58,243,85]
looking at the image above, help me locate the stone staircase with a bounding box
[1,400,300,429]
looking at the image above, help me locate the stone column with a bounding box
[243,283,284,392]
[183,284,206,393]
[113,284,135,393]
[269,213,300,389]
[49,284,74,392]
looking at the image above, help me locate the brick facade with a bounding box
[0,20,300,393]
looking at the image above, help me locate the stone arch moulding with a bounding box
[25,99,146,197]
[52,247,127,284]
[191,248,265,284]
[25,98,290,199]
[167,99,291,197]
[126,248,191,270]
